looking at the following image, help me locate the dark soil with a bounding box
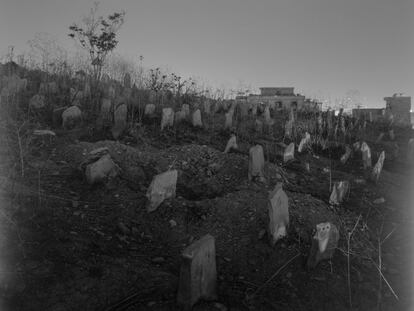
[1,118,413,311]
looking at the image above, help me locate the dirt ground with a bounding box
[0,119,413,311]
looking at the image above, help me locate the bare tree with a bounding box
[68,2,125,82]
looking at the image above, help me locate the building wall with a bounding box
[247,95,306,110]
[259,87,294,96]
[352,108,384,122]
[384,96,411,126]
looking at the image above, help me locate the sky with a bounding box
[1,0,413,108]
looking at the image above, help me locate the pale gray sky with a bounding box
[1,0,413,107]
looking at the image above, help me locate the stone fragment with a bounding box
[268,183,289,246]
[144,103,156,116]
[146,170,178,212]
[283,143,295,163]
[29,94,46,109]
[248,145,265,182]
[62,106,82,129]
[33,130,56,136]
[307,222,339,268]
[223,134,238,153]
[177,234,217,310]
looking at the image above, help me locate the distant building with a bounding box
[384,94,411,126]
[352,108,384,122]
[246,87,315,110]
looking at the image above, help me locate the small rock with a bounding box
[151,257,165,264]
[373,197,385,204]
[223,257,231,262]
[354,178,366,184]
[118,222,130,235]
[147,301,156,307]
[258,229,266,240]
[169,219,177,227]
[214,302,227,311]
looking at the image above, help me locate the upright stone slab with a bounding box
[62,106,82,129]
[376,132,385,143]
[264,106,271,123]
[361,142,372,169]
[85,154,118,184]
[177,234,217,310]
[340,145,352,164]
[283,143,295,163]
[268,183,289,246]
[307,222,339,268]
[224,111,233,130]
[203,99,211,115]
[144,103,156,116]
[407,138,414,161]
[255,119,263,133]
[39,81,57,95]
[161,107,174,130]
[70,88,83,103]
[329,181,350,205]
[371,151,385,183]
[146,170,178,212]
[175,110,186,123]
[389,129,395,141]
[248,145,265,182]
[192,109,203,127]
[149,90,157,104]
[112,104,127,139]
[100,98,112,124]
[285,119,293,139]
[251,102,258,116]
[108,85,116,99]
[182,104,190,118]
[52,107,67,128]
[123,72,131,88]
[239,103,248,117]
[224,134,238,153]
[298,132,311,153]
